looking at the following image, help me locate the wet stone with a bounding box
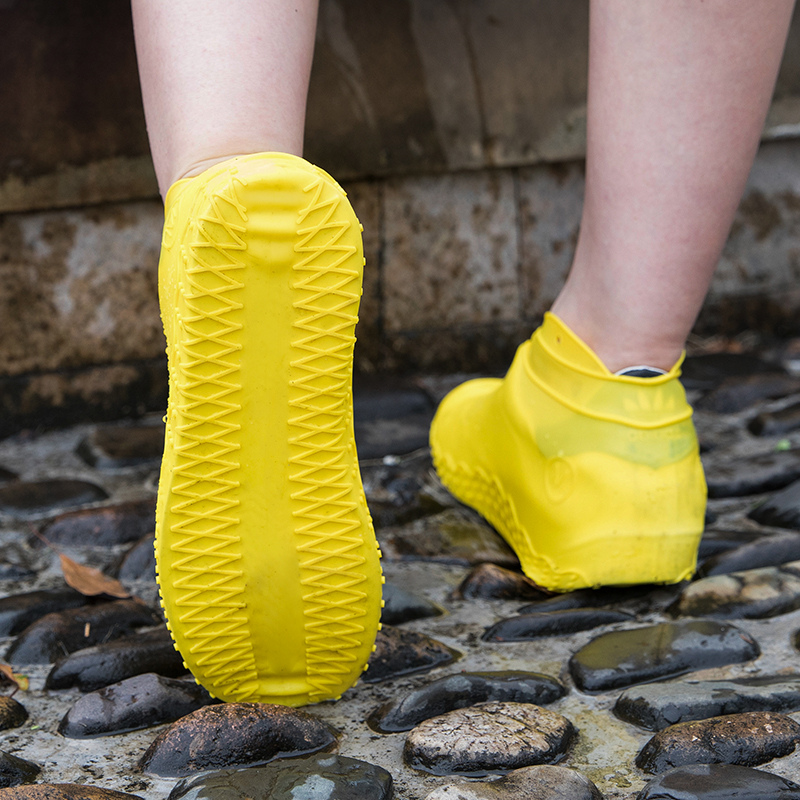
[39,499,156,547]
[635,711,800,773]
[0,480,108,518]
[354,384,434,459]
[698,532,800,577]
[637,763,800,800]
[369,670,566,733]
[518,584,673,615]
[704,449,800,498]
[749,479,800,530]
[455,563,549,601]
[696,373,800,414]
[615,675,800,731]
[0,786,144,799]
[671,564,800,619]
[378,509,519,569]
[362,451,450,529]
[59,672,216,738]
[6,599,160,665]
[568,620,760,693]
[0,697,27,731]
[364,625,459,683]
[424,765,602,800]
[114,535,156,584]
[680,353,781,393]
[749,400,800,437]
[139,702,336,777]
[0,553,34,582]
[698,529,762,561]
[404,701,575,776]
[381,583,442,625]
[483,608,632,642]
[0,752,40,788]
[76,424,164,469]
[0,588,87,637]
[46,626,185,691]
[167,754,393,800]
[0,468,17,485]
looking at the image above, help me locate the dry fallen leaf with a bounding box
[59,554,130,599]
[0,664,29,692]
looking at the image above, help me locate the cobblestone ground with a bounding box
[4,353,800,798]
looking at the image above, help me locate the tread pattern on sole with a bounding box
[160,171,256,701]
[289,174,373,703]
[430,441,572,588]
[432,433,698,591]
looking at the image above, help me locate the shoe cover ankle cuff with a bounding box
[521,313,693,430]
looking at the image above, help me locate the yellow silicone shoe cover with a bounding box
[155,152,382,705]
[430,312,706,592]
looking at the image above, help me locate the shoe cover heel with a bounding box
[156,153,382,705]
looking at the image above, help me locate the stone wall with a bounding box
[4,0,800,434]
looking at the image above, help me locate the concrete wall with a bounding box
[4,0,800,433]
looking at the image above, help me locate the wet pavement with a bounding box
[4,356,800,797]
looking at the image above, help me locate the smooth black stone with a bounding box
[46,626,185,691]
[680,354,781,392]
[705,450,800,498]
[361,451,447,529]
[115,535,156,583]
[425,765,603,800]
[749,479,800,529]
[456,563,549,601]
[0,752,40,788]
[637,763,800,800]
[635,711,800,773]
[0,697,27,731]
[369,670,566,733]
[483,609,632,642]
[0,563,34,582]
[59,672,216,738]
[749,400,800,437]
[0,589,87,636]
[6,600,160,665]
[568,620,760,694]
[76,424,164,469]
[697,529,762,561]
[377,509,519,568]
[518,585,670,615]
[698,533,800,577]
[615,675,800,731]
[139,703,336,777]
[364,625,459,683]
[0,480,108,517]
[671,565,800,619]
[39,498,155,547]
[0,785,144,799]
[367,473,428,529]
[381,583,441,625]
[0,468,17,485]
[696,374,800,414]
[353,385,434,460]
[168,754,393,800]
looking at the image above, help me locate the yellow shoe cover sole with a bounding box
[155,153,382,705]
[430,315,706,592]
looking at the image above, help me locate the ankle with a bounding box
[549,302,684,375]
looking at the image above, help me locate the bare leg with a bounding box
[131,0,319,196]
[551,0,795,373]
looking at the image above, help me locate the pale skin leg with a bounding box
[132,0,795,369]
[131,0,319,197]
[551,0,796,373]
